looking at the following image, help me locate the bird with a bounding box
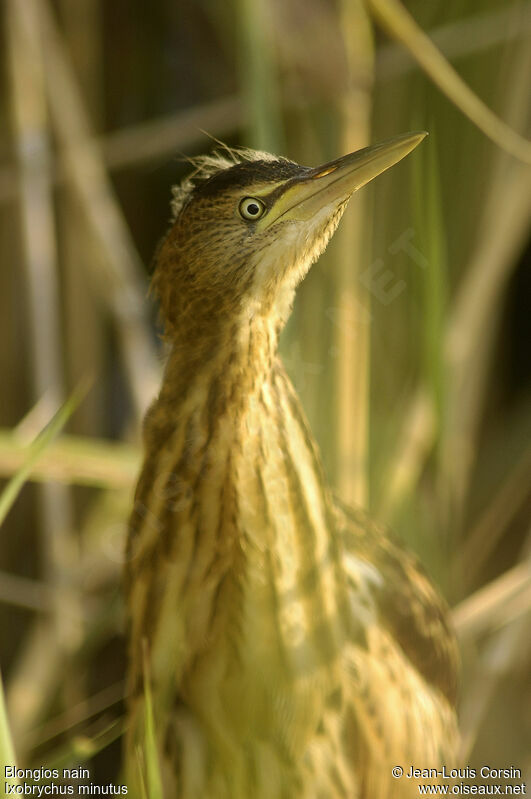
[123,133,459,798]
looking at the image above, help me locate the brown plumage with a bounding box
[124,136,459,798]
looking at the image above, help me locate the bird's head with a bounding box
[153,133,426,345]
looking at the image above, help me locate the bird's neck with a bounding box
[130,311,349,693]
[162,308,282,410]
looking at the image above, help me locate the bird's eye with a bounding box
[239,197,266,221]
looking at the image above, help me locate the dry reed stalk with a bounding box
[5,1,82,753]
[443,38,531,517]
[1,7,529,207]
[0,96,245,207]
[6,0,72,575]
[376,163,530,529]
[333,0,374,506]
[59,0,106,436]
[456,550,531,758]
[460,446,531,583]
[0,430,138,489]
[376,4,531,81]
[377,32,531,525]
[367,0,531,163]
[237,0,284,152]
[23,681,124,755]
[58,0,103,126]
[378,158,531,527]
[453,561,531,640]
[377,390,436,521]
[36,0,159,420]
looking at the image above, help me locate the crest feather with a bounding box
[170,146,283,219]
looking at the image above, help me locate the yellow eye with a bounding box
[239,197,265,221]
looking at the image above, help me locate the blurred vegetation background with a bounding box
[0,0,530,788]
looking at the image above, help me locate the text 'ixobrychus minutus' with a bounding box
[124,132,459,798]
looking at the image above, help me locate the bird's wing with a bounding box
[333,500,460,795]
[335,498,459,705]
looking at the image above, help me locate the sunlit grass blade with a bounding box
[443,157,531,515]
[377,389,435,523]
[453,561,531,640]
[136,748,149,799]
[36,0,158,420]
[141,650,164,799]
[368,0,531,163]
[26,682,124,752]
[0,430,139,489]
[0,672,18,786]
[332,0,374,507]
[40,718,125,773]
[457,567,531,758]
[375,132,447,524]
[412,129,447,453]
[460,443,531,584]
[0,384,88,527]
[236,0,284,152]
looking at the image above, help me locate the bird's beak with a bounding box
[260,131,427,229]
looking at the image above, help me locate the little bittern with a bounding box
[124,133,459,798]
